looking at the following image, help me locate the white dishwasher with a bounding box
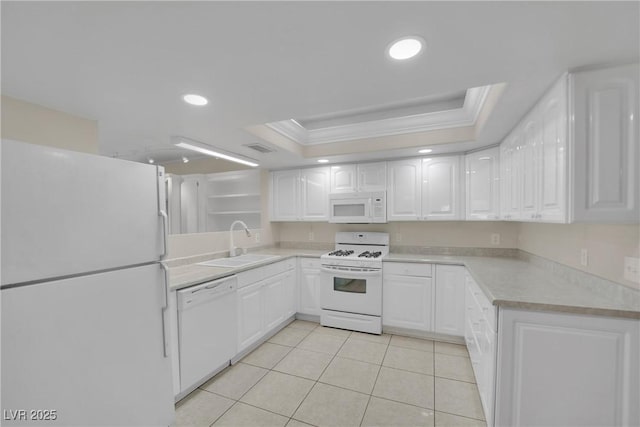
[177,275,237,393]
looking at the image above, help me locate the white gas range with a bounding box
[320,232,389,334]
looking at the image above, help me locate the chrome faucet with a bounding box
[229,220,251,257]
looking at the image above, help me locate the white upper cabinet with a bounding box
[500,133,522,220]
[357,162,387,192]
[300,167,330,221]
[465,147,500,220]
[538,76,568,222]
[571,63,639,223]
[500,64,639,224]
[271,168,329,221]
[387,159,422,221]
[422,156,463,220]
[330,162,387,193]
[271,170,300,221]
[330,164,357,193]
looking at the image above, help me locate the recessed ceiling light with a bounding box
[387,37,424,60]
[182,156,189,163]
[317,159,329,163]
[183,94,208,106]
[418,148,433,154]
[148,158,155,164]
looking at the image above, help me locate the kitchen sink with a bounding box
[197,254,279,268]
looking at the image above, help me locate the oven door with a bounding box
[320,265,382,316]
[329,197,372,223]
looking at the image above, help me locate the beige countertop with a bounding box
[168,248,640,320]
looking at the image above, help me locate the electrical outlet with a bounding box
[624,257,640,283]
[308,231,315,241]
[491,233,501,245]
[580,249,589,266]
[396,233,402,243]
[254,232,260,243]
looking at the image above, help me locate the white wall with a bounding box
[278,221,518,248]
[518,223,640,289]
[1,95,98,153]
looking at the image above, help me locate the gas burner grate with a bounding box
[358,251,382,258]
[328,249,355,257]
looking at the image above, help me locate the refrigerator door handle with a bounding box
[159,210,168,259]
[160,261,170,358]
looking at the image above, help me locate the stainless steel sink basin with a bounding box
[197,254,279,268]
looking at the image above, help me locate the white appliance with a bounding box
[1,140,174,426]
[320,232,389,334]
[329,192,387,223]
[177,275,237,393]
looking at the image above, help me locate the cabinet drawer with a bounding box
[384,262,432,277]
[299,257,320,269]
[237,258,295,289]
[465,273,496,332]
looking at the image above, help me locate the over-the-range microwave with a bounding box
[329,191,387,223]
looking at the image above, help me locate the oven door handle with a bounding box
[320,266,381,276]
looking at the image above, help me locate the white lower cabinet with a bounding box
[434,265,466,336]
[495,308,640,427]
[383,263,433,331]
[237,280,265,352]
[298,258,322,316]
[465,273,497,426]
[236,261,296,354]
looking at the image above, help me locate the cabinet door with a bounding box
[500,133,521,221]
[358,162,387,192]
[282,270,296,319]
[538,76,568,223]
[330,165,357,193]
[422,156,462,220]
[387,159,422,220]
[434,265,466,336]
[520,116,539,220]
[299,265,321,316]
[571,64,639,222]
[495,308,640,427]
[271,170,300,221]
[466,147,500,220]
[300,167,330,221]
[263,275,285,331]
[382,274,433,331]
[237,282,264,352]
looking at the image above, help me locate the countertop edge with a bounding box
[169,251,640,320]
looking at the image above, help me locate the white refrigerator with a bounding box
[1,140,175,426]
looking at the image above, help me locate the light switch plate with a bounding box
[624,257,640,283]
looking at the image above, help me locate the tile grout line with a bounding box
[287,327,354,424]
[357,333,391,427]
[205,324,316,426]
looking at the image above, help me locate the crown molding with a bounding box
[264,85,494,146]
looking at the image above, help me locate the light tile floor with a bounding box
[175,320,487,427]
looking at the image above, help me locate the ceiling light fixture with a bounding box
[387,36,424,60]
[182,156,189,163]
[182,94,208,106]
[148,158,155,164]
[176,141,259,167]
[317,159,329,163]
[418,148,433,154]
